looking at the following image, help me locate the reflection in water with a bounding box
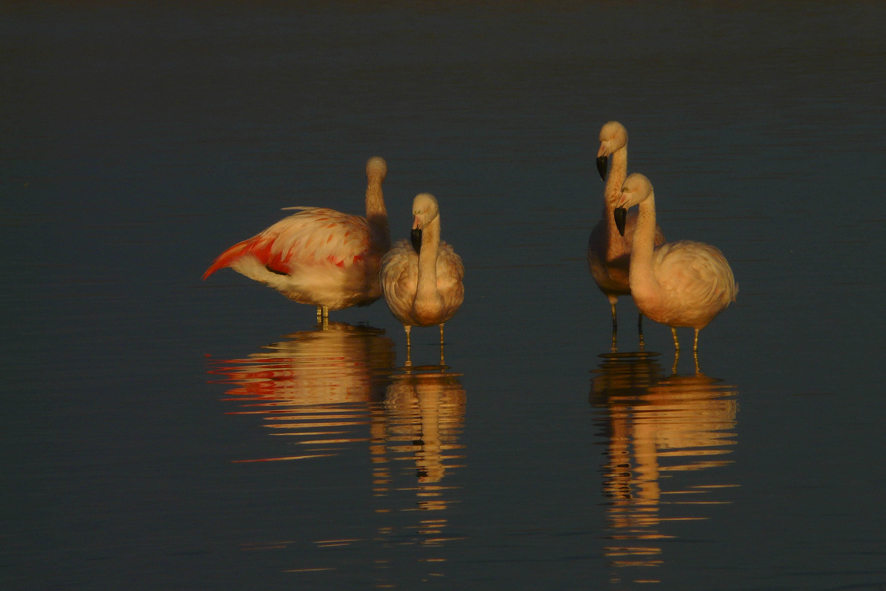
[207,323,467,584]
[208,322,397,461]
[379,369,467,488]
[590,352,739,587]
[371,367,467,585]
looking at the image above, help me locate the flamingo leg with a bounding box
[638,313,645,349]
[692,330,701,373]
[609,301,619,352]
[404,325,412,367]
[316,305,330,328]
[439,323,446,366]
[671,327,680,351]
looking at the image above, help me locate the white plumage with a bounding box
[381,193,464,362]
[615,173,737,354]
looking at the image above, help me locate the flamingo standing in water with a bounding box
[381,193,464,364]
[588,121,665,348]
[203,157,391,323]
[615,173,737,357]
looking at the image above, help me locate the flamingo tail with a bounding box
[203,239,251,280]
[203,234,285,280]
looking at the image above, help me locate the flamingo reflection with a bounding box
[370,364,467,578]
[208,322,397,460]
[208,329,467,579]
[590,352,738,586]
[377,368,466,487]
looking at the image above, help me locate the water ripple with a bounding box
[207,322,468,579]
[590,351,739,585]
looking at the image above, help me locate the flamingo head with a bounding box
[410,193,439,254]
[615,173,653,236]
[597,121,628,181]
[366,156,388,181]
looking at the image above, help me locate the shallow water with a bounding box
[2,2,886,589]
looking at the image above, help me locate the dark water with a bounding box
[2,2,885,589]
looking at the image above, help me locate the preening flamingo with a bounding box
[615,173,737,356]
[203,157,391,322]
[380,193,464,364]
[588,121,665,348]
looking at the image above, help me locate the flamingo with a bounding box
[380,193,464,364]
[588,121,665,348]
[615,173,737,357]
[203,156,390,323]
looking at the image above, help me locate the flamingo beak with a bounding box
[614,207,627,236]
[596,155,608,180]
[411,228,422,254]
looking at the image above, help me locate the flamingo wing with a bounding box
[204,208,378,279]
[436,242,465,312]
[204,208,388,310]
[380,240,419,321]
[654,240,737,325]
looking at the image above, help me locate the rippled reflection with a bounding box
[208,322,397,461]
[207,323,467,582]
[590,352,739,587]
[372,366,468,574]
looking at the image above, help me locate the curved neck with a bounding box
[603,147,628,212]
[366,174,389,248]
[415,216,442,306]
[629,192,658,292]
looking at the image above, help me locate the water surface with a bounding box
[2,2,885,589]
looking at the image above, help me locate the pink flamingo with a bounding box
[203,157,390,322]
[380,193,464,364]
[615,173,737,356]
[588,121,664,347]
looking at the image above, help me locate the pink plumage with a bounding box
[203,157,390,320]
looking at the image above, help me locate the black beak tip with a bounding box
[410,228,422,254]
[614,207,627,236]
[596,156,608,180]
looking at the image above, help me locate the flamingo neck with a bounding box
[629,192,658,297]
[366,175,390,250]
[601,147,629,260]
[415,216,442,314]
[604,147,628,212]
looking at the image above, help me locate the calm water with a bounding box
[2,2,885,589]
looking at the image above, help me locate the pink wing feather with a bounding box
[203,208,377,280]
